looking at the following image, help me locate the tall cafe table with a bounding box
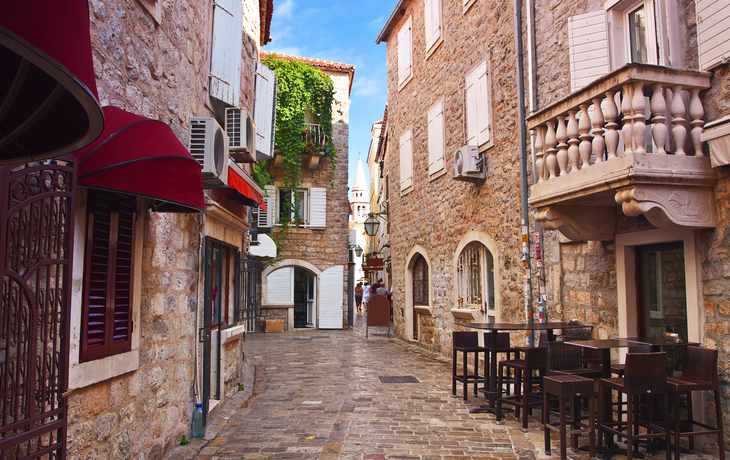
[455,322,593,414]
[621,336,701,352]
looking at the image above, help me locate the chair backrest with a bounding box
[483,332,511,350]
[547,341,582,372]
[525,345,547,371]
[624,352,667,395]
[681,346,718,385]
[453,331,479,348]
[628,345,652,354]
[582,347,603,363]
[537,331,547,348]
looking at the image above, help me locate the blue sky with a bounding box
[262,0,395,194]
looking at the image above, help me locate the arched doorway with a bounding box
[293,267,316,328]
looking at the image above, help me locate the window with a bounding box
[399,129,413,193]
[254,61,278,160]
[456,242,495,313]
[427,100,445,178]
[81,191,137,362]
[696,0,730,70]
[397,16,413,89]
[413,255,429,306]
[465,61,492,148]
[259,186,326,228]
[278,188,308,225]
[209,0,243,105]
[424,0,442,55]
[207,239,236,330]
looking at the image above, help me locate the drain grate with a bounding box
[378,376,420,384]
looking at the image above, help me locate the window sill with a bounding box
[69,348,139,390]
[463,0,477,14]
[220,324,246,345]
[414,305,433,316]
[398,74,413,93]
[429,167,446,182]
[451,308,480,320]
[400,185,413,197]
[425,37,443,60]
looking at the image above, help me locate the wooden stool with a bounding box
[543,374,596,460]
[496,345,546,429]
[452,331,487,401]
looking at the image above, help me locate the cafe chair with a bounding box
[610,345,652,377]
[482,332,521,392]
[543,374,596,460]
[452,331,487,401]
[546,341,602,379]
[667,346,725,460]
[598,352,671,460]
[496,343,547,429]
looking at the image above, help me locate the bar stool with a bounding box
[546,341,602,379]
[482,332,520,392]
[598,352,671,460]
[667,346,725,460]
[496,344,547,429]
[452,331,487,401]
[610,345,652,377]
[543,374,596,460]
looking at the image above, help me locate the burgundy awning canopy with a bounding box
[0,0,104,164]
[73,106,205,214]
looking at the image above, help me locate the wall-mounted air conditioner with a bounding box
[453,145,485,181]
[226,107,256,161]
[189,117,229,188]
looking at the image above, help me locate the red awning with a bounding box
[73,106,205,213]
[0,0,104,164]
[227,160,266,210]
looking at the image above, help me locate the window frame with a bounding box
[277,187,309,226]
[397,16,413,91]
[456,242,495,313]
[412,255,429,306]
[427,99,446,180]
[424,0,443,58]
[399,128,414,195]
[464,59,494,151]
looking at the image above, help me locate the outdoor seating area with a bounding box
[453,321,725,460]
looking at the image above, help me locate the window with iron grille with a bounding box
[413,255,429,306]
[81,190,137,362]
[456,242,495,312]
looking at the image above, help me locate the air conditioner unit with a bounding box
[225,107,256,161]
[453,145,485,181]
[189,117,229,188]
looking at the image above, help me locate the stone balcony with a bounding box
[527,63,717,241]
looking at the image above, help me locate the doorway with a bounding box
[293,267,316,328]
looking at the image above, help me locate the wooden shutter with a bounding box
[475,63,491,145]
[81,191,136,362]
[427,101,445,175]
[425,0,441,50]
[568,10,610,91]
[309,187,327,228]
[696,0,730,70]
[258,185,276,228]
[266,267,292,304]
[209,0,243,105]
[465,66,479,146]
[399,129,413,191]
[318,265,344,329]
[398,17,412,86]
[254,61,277,160]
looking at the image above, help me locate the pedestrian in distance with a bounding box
[362,281,371,311]
[355,282,363,311]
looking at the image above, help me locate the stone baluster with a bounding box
[534,126,546,181]
[670,85,687,155]
[621,84,634,155]
[650,83,668,155]
[604,91,620,159]
[567,110,580,172]
[632,81,647,154]
[545,120,559,179]
[578,104,593,167]
[591,96,606,162]
[689,88,705,157]
[556,116,569,176]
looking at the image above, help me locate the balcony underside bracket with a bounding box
[535,206,616,241]
[615,185,717,229]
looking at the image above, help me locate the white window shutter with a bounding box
[428,102,445,175]
[258,185,276,228]
[568,10,610,91]
[425,0,441,50]
[465,70,479,146]
[398,17,412,85]
[254,62,277,160]
[309,187,327,228]
[696,0,730,70]
[209,0,243,106]
[399,130,413,191]
[476,63,490,145]
[318,265,344,329]
[266,267,293,304]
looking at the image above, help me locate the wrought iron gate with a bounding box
[0,159,76,459]
[236,253,257,332]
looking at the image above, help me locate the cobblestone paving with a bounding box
[183,312,715,460]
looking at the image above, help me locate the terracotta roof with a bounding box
[260,51,356,96]
[259,0,274,46]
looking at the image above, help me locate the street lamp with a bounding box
[354,245,363,257]
[363,205,390,237]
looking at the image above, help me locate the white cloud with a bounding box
[276,0,296,20]
[266,45,304,57]
[353,76,383,97]
[370,16,385,27]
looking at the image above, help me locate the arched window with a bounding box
[413,255,429,306]
[456,242,494,312]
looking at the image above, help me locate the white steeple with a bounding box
[353,155,368,194]
[350,156,370,223]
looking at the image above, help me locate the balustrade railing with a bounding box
[527,64,712,182]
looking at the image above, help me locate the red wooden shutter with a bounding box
[81,191,136,361]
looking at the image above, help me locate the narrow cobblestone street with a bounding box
[170,312,716,460]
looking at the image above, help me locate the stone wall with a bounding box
[381,0,526,355]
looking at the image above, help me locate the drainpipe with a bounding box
[515,0,533,346]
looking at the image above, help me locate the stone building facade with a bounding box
[62,1,273,459]
[256,55,354,331]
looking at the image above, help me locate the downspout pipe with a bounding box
[514,0,533,345]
